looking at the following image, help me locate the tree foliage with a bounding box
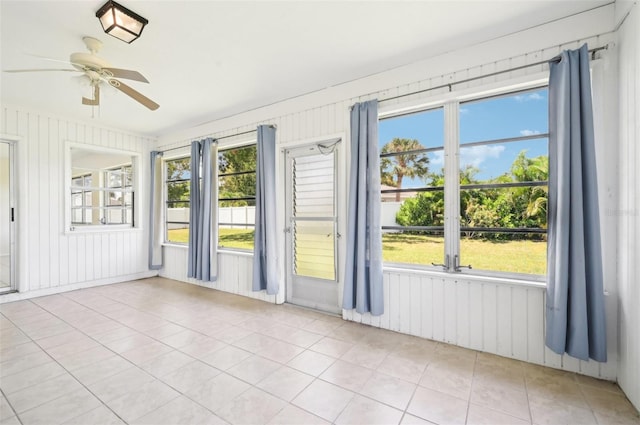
[218,145,257,207]
[165,146,258,208]
[396,151,548,240]
[380,138,430,201]
[166,158,191,207]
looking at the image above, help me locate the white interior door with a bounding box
[285,142,340,314]
[0,141,16,293]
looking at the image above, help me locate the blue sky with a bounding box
[379,88,548,185]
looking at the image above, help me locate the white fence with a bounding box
[168,203,402,229]
[381,202,402,229]
[167,206,256,229]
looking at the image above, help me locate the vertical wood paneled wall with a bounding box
[0,106,156,302]
[344,272,616,380]
[161,247,276,304]
[616,3,640,410]
[157,15,619,379]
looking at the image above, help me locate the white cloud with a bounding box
[460,108,470,115]
[431,151,445,165]
[514,92,544,102]
[460,145,505,168]
[520,129,541,136]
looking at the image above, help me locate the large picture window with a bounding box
[379,86,549,277]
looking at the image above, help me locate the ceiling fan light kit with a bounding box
[96,0,148,44]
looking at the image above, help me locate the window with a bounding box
[104,165,133,225]
[458,90,548,275]
[67,145,138,231]
[71,174,93,225]
[165,157,191,244]
[379,108,445,266]
[163,143,257,249]
[379,86,549,277]
[218,144,256,250]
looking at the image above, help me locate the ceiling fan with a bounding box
[4,36,159,111]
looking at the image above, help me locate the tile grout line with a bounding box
[52,286,353,423]
[28,291,243,423]
[5,280,637,424]
[2,300,133,424]
[0,386,22,425]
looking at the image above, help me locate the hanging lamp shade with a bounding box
[96,0,148,44]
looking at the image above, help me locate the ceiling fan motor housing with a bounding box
[70,52,111,73]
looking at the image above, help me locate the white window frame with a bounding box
[163,154,191,246]
[70,173,93,225]
[378,74,549,282]
[64,142,140,233]
[217,140,257,252]
[103,164,133,225]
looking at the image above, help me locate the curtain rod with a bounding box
[158,127,272,154]
[377,44,609,104]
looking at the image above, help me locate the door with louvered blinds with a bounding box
[285,143,339,314]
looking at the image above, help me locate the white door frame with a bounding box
[284,137,342,314]
[0,137,17,293]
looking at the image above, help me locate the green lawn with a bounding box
[218,228,254,250]
[167,228,254,250]
[383,233,546,275]
[167,228,546,275]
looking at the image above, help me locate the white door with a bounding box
[0,141,16,293]
[285,142,340,314]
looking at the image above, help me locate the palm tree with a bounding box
[380,138,430,201]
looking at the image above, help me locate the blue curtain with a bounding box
[343,100,384,316]
[148,151,163,270]
[187,138,218,281]
[253,125,278,295]
[546,44,606,362]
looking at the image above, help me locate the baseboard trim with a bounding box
[0,271,159,304]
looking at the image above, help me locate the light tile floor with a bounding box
[0,277,638,425]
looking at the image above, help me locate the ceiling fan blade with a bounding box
[102,68,149,83]
[82,85,100,106]
[109,79,159,111]
[27,53,75,66]
[4,68,80,73]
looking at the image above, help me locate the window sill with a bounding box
[382,263,546,289]
[162,242,187,249]
[161,244,254,258]
[66,226,140,235]
[218,248,253,257]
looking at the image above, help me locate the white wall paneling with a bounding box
[155,8,619,380]
[160,246,276,304]
[616,2,640,411]
[344,272,616,380]
[0,106,156,303]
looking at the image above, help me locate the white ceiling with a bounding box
[0,1,611,138]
